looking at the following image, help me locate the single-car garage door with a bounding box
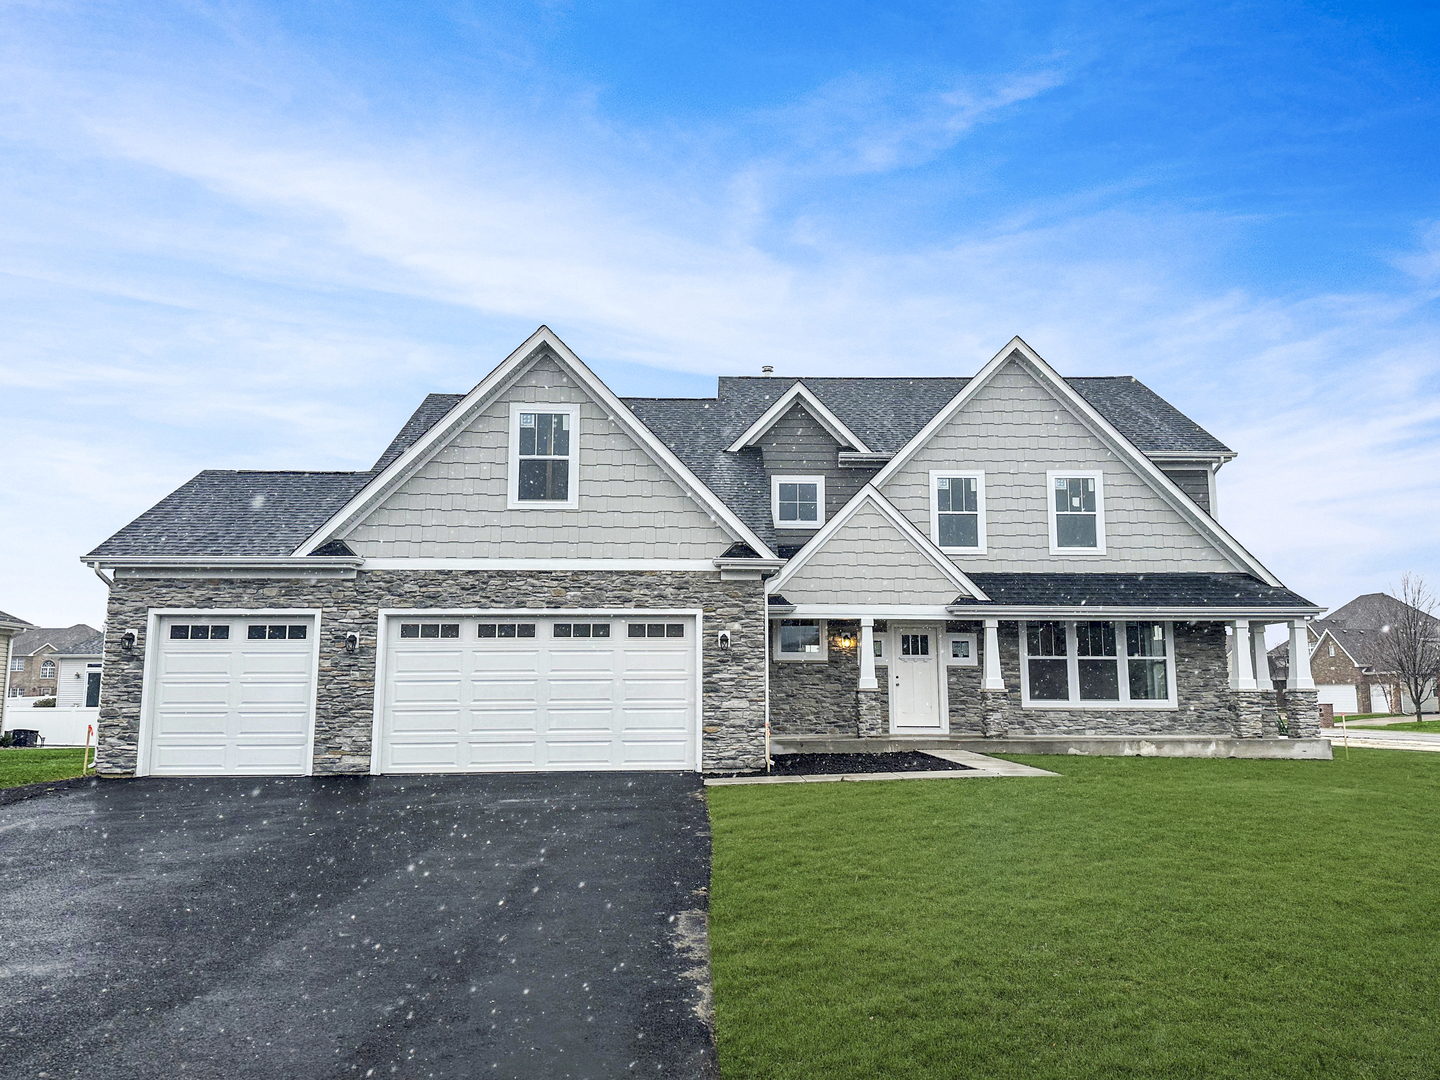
[378,614,698,773]
[144,615,317,775]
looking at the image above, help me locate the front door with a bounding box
[85,671,101,708]
[889,623,946,733]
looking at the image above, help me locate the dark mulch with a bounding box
[768,752,969,776]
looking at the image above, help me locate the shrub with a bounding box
[33,698,56,708]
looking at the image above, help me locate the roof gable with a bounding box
[296,327,776,559]
[725,382,872,453]
[767,487,987,606]
[871,338,1282,586]
[13,624,102,657]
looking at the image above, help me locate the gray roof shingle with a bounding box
[13,624,103,657]
[953,573,1315,609]
[86,471,372,558]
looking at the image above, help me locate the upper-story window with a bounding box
[771,475,825,530]
[40,660,56,679]
[9,657,23,672]
[929,471,986,553]
[1048,470,1105,554]
[509,404,580,509]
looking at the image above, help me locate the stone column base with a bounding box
[1233,691,1265,738]
[1283,688,1321,738]
[981,691,1007,738]
[857,689,886,737]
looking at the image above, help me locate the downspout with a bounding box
[90,563,115,589]
[1,633,13,736]
[764,593,772,773]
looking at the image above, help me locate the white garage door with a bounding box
[1316,683,1359,715]
[378,614,698,773]
[145,616,316,775]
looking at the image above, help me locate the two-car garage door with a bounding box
[378,614,698,772]
[142,612,698,775]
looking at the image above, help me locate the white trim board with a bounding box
[771,474,826,531]
[766,484,989,601]
[725,382,873,454]
[869,337,1284,587]
[292,326,777,559]
[359,558,723,571]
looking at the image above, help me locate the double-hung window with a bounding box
[771,475,824,530]
[1021,620,1174,707]
[1048,470,1105,554]
[509,404,579,508]
[930,471,985,553]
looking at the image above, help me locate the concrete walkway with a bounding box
[705,749,1058,786]
[1325,725,1440,753]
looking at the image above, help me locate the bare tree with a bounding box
[1371,574,1440,727]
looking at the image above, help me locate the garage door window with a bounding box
[169,624,231,640]
[477,623,537,639]
[248,624,308,640]
[400,623,460,639]
[628,623,685,639]
[553,623,611,638]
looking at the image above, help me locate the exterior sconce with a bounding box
[717,630,731,651]
[344,632,360,654]
[120,629,138,653]
[837,632,857,649]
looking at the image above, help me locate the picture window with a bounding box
[777,619,824,658]
[1022,620,1174,706]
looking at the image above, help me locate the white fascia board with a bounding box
[1147,451,1238,464]
[292,326,776,559]
[772,605,958,619]
[725,382,873,454]
[361,558,722,571]
[765,485,989,601]
[1312,628,1360,666]
[943,605,1324,618]
[873,336,1284,588]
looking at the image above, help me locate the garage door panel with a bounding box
[146,615,315,776]
[380,614,696,773]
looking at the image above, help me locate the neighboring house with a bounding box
[7,624,104,704]
[0,608,37,732]
[1285,593,1439,715]
[82,328,1323,778]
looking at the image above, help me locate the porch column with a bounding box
[982,619,1005,691]
[858,618,878,691]
[1288,620,1314,689]
[1250,622,1273,690]
[1231,620,1257,691]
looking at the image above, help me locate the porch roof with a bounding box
[950,573,1317,610]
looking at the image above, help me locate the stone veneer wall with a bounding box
[769,620,862,735]
[97,569,767,775]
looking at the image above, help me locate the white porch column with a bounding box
[1288,620,1314,689]
[1232,620,1257,691]
[1251,623,1273,690]
[983,618,1005,691]
[858,617,878,691]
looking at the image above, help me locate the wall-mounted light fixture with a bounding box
[345,632,360,654]
[120,629,138,653]
[836,631,857,649]
[717,630,731,651]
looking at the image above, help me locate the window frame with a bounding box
[770,474,826,531]
[945,632,978,666]
[507,402,581,510]
[1046,469,1107,555]
[39,660,56,679]
[1019,620,1177,709]
[773,619,828,662]
[928,470,987,554]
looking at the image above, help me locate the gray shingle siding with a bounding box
[1161,468,1211,513]
[756,403,878,548]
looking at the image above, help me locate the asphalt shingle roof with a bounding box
[86,472,372,558]
[13,624,104,657]
[954,573,1316,609]
[0,609,32,628]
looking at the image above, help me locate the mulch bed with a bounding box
[766,751,969,776]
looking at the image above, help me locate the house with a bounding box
[7,623,104,703]
[1278,593,1439,716]
[0,608,37,731]
[82,329,1324,778]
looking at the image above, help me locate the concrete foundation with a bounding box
[772,734,1334,760]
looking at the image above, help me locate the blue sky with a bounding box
[3,0,1439,629]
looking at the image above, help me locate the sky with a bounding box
[2,0,1438,632]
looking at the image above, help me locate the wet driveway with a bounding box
[0,773,716,1079]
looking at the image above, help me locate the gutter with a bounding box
[943,604,1326,619]
[84,556,365,580]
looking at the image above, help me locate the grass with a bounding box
[1350,719,1440,733]
[0,747,89,789]
[707,752,1440,1079]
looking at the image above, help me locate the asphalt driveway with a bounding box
[0,773,717,1080]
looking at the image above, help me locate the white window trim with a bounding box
[771,474,826,531]
[945,632,978,666]
[1019,620,1177,709]
[929,470,987,554]
[1046,469,1106,556]
[507,402,581,511]
[773,618,828,662]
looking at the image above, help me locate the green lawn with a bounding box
[1351,719,1440,734]
[0,747,89,789]
[708,752,1440,1079]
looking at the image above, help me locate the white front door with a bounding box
[889,623,946,733]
